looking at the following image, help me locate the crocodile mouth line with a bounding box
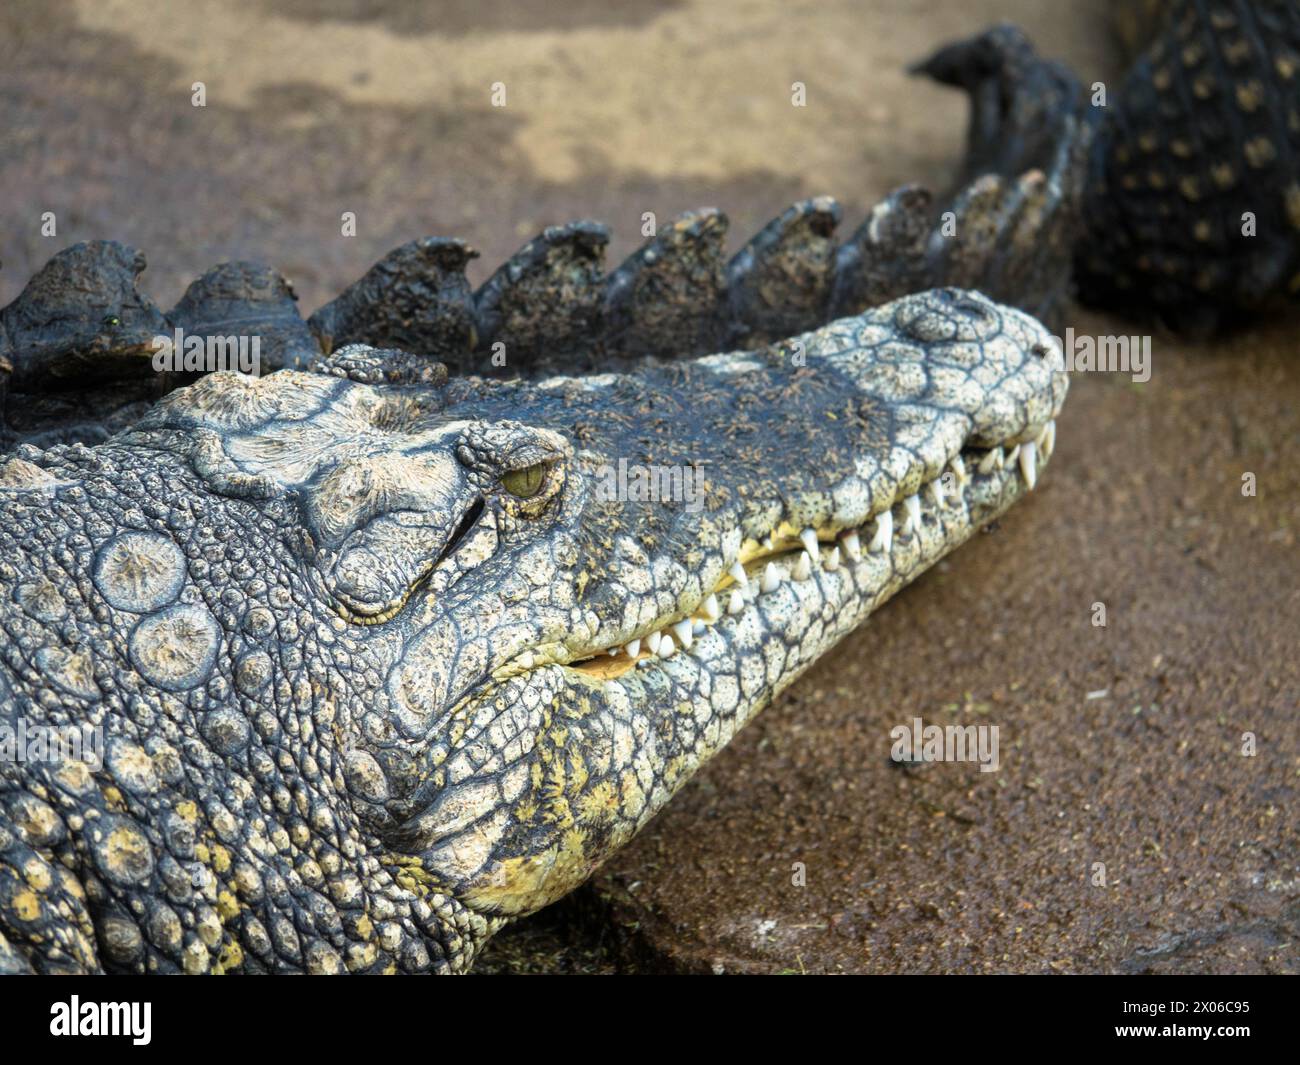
[498,418,1056,684]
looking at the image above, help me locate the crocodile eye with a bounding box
[103,314,121,328]
[501,463,546,499]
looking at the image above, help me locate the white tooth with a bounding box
[672,619,694,650]
[658,634,676,658]
[607,647,619,655]
[978,448,1001,474]
[825,546,841,572]
[1006,443,1020,468]
[625,638,640,657]
[1018,439,1037,490]
[929,477,945,506]
[793,551,812,581]
[646,631,661,655]
[800,528,819,559]
[636,657,651,669]
[869,509,893,552]
[692,619,706,636]
[903,494,921,533]
[1040,420,1056,460]
[841,531,861,561]
[950,454,968,484]
[727,589,744,615]
[729,561,749,587]
[702,593,720,621]
[761,562,782,592]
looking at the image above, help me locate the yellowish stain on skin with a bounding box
[23,858,53,892]
[464,827,593,915]
[216,890,240,921]
[13,890,42,921]
[101,785,127,812]
[576,779,619,823]
[103,825,152,881]
[214,939,244,974]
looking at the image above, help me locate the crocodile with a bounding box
[0,288,1065,973]
[0,2,1293,974]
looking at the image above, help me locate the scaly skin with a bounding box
[0,288,1066,973]
[1079,0,1300,321]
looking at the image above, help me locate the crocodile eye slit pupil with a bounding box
[501,463,546,499]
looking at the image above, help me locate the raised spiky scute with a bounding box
[0,26,1090,449]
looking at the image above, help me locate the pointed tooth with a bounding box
[1006,443,1020,468]
[636,657,651,669]
[903,494,921,533]
[646,631,661,655]
[607,647,619,655]
[841,530,861,561]
[869,509,893,552]
[761,562,782,592]
[825,546,841,572]
[1018,439,1037,490]
[1040,420,1056,460]
[978,448,1001,474]
[672,619,694,650]
[799,528,819,559]
[950,453,968,485]
[729,561,749,587]
[702,593,721,621]
[727,589,745,615]
[793,551,812,581]
[625,638,641,657]
[692,619,706,636]
[928,477,945,507]
[658,634,676,658]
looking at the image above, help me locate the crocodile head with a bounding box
[0,287,1065,973]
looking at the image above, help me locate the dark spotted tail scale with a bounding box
[1078,0,1300,322]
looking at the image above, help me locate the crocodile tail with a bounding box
[0,24,1089,401]
[170,260,320,372]
[0,240,168,390]
[1077,0,1300,324]
[306,237,480,362]
[473,220,609,370]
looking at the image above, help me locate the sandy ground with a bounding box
[2,0,1296,974]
